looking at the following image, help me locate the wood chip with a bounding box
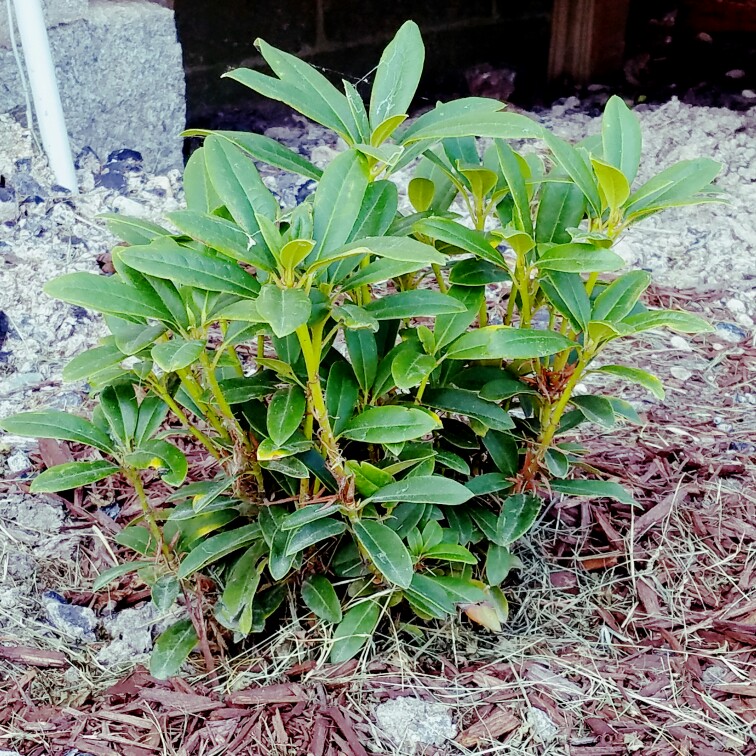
[0,645,69,668]
[456,706,519,747]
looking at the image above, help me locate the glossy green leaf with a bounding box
[543,132,601,216]
[413,217,504,266]
[150,619,198,679]
[62,340,126,383]
[571,395,616,427]
[421,388,514,431]
[256,284,311,337]
[602,95,642,183]
[591,158,631,211]
[341,406,440,444]
[364,290,466,320]
[132,439,188,487]
[495,140,533,234]
[445,326,574,361]
[365,475,473,506]
[353,519,413,588]
[591,270,651,322]
[345,328,378,393]
[301,575,342,623]
[540,271,592,332]
[623,309,712,334]
[0,411,115,454]
[326,362,360,436]
[330,600,381,663]
[92,560,150,592]
[537,243,624,273]
[424,542,477,564]
[405,573,456,618]
[465,473,513,496]
[30,460,120,493]
[183,146,222,212]
[594,365,665,399]
[151,338,205,373]
[101,213,171,246]
[285,518,346,556]
[177,524,260,578]
[482,430,519,477]
[497,494,541,545]
[449,258,510,286]
[120,239,259,297]
[267,385,306,447]
[486,544,520,585]
[434,285,484,351]
[391,347,436,390]
[535,178,586,245]
[100,383,138,446]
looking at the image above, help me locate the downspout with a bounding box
[10,0,78,193]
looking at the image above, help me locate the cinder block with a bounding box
[0,0,88,49]
[0,0,185,172]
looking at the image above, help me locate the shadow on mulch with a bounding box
[1,285,755,755]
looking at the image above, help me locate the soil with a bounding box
[0,96,755,754]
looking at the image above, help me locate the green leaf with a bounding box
[177,524,260,578]
[216,543,264,634]
[217,373,277,404]
[571,395,616,427]
[183,146,222,212]
[445,326,574,361]
[495,140,533,234]
[345,328,378,393]
[228,41,358,141]
[364,290,466,320]
[408,177,435,212]
[432,575,487,605]
[540,271,592,332]
[365,475,473,506]
[281,502,340,531]
[413,217,504,266]
[259,506,295,580]
[623,310,713,334]
[591,270,651,322]
[100,213,171,246]
[497,494,541,545]
[256,284,311,338]
[168,210,275,271]
[353,519,413,588]
[183,129,322,180]
[262,456,311,479]
[465,473,513,496]
[44,272,172,323]
[550,478,635,505]
[537,243,624,273]
[326,362,360,437]
[92,560,150,591]
[150,619,198,679]
[434,285,484,351]
[405,573,456,619]
[486,544,520,585]
[545,447,571,477]
[424,543,477,564]
[421,388,514,432]
[120,239,259,297]
[131,439,188,487]
[543,132,601,216]
[30,460,119,493]
[592,158,631,211]
[152,575,180,612]
[624,158,721,217]
[594,365,665,399]
[203,134,278,234]
[535,179,586,245]
[313,150,369,259]
[391,348,436,390]
[267,385,306,447]
[0,411,115,454]
[151,339,205,373]
[301,575,342,623]
[370,20,423,128]
[62,339,126,383]
[330,600,381,663]
[449,258,510,287]
[333,304,379,332]
[482,430,519,477]
[285,518,346,556]
[100,383,138,446]
[478,374,538,401]
[336,235,446,266]
[602,95,642,184]
[341,406,440,444]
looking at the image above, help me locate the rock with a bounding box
[95,169,128,193]
[726,298,746,315]
[44,597,97,643]
[374,697,456,752]
[742,90,756,99]
[111,196,147,217]
[669,335,693,352]
[670,366,693,381]
[0,371,43,397]
[96,602,161,666]
[528,707,559,743]
[5,449,31,473]
[725,69,746,79]
[715,322,748,343]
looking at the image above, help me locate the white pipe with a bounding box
[10,0,78,193]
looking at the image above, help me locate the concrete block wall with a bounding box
[175,0,552,128]
[1,0,185,172]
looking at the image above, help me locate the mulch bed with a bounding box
[1,284,755,754]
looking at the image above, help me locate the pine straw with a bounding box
[1,285,755,754]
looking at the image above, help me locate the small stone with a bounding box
[715,322,747,343]
[670,366,693,381]
[528,707,559,743]
[670,335,693,352]
[111,196,147,217]
[742,89,756,99]
[725,69,746,79]
[6,450,31,473]
[697,31,713,42]
[44,598,97,643]
[96,170,128,193]
[374,697,456,751]
[0,372,43,397]
[736,313,754,329]
[726,298,746,315]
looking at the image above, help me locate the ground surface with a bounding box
[0,99,755,754]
